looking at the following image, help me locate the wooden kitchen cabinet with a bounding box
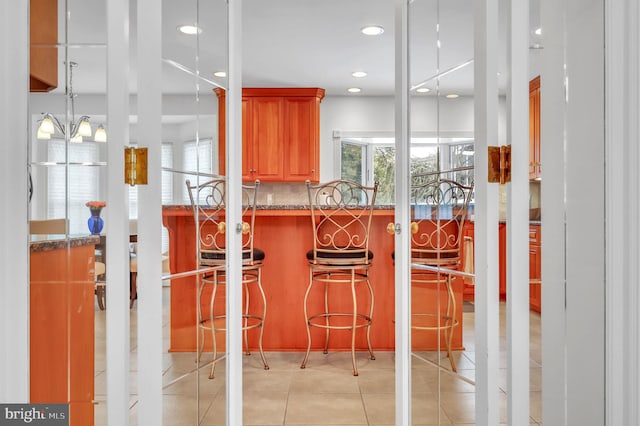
[461,222,507,301]
[462,222,541,313]
[283,96,321,181]
[248,96,284,180]
[529,224,542,313]
[529,76,541,180]
[215,88,325,181]
[30,0,59,92]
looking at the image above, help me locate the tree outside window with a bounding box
[340,137,474,205]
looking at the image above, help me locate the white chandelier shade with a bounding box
[36,62,107,143]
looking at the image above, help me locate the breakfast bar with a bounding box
[162,205,466,353]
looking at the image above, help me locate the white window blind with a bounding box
[129,143,174,252]
[182,138,213,204]
[161,143,174,204]
[47,138,101,235]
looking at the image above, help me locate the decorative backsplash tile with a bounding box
[258,182,309,205]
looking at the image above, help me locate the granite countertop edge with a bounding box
[163,204,396,211]
[163,204,542,223]
[30,235,101,253]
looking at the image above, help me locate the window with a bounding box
[182,138,213,204]
[339,136,474,205]
[128,143,174,252]
[47,139,101,234]
[128,143,174,217]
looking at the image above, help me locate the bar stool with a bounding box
[186,178,268,379]
[300,179,378,376]
[94,261,106,310]
[406,177,474,372]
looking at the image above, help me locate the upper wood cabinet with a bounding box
[529,76,541,180]
[30,0,58,92]
[215,88,325,182]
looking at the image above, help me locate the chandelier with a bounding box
[36,62,107,143]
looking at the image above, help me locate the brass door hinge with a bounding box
[124,147,148,186]
[488,145,511,184]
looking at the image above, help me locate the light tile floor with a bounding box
[94,289,542,425]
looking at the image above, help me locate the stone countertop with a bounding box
[255,204,396,210]
[30,234,100,253]
[163,204,396,211]
[163,204,541,223]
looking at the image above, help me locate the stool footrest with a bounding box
[307,312,372,330]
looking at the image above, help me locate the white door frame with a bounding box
[0,0,30,403]
[605,0,640,424]
[473,0,502,423]
[3,0,638,424]
[226,0,244,424]
[505,0,531,423]
[135,0,164,424]
[393,2,411,424]
[106,0,132,424]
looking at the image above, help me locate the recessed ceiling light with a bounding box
[213,71,226,78]
[177,25,202,35]
[361,25,384,36]
[534,27,542,35]
[351,71,367,78]
[445,94,459,99]
[347,87,362,93]
[416,87,430,93]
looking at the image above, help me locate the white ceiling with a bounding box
[53,0,541,97]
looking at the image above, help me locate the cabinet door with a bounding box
[499,223,507,298]
[529,76,541,180]
[251,97,284,180]
[283,97,320,181]
[242,98,252,180]
[529,225,542,312]
[30,0,58,92]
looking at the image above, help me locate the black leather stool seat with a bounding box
[391,250,458,261]
[306,248,374,262]
[202,248,266,262]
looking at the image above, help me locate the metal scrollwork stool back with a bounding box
[300,179,378,376]
[408,177,474,372]
[186,178,269,379]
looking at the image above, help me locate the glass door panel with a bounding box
[157,0,229,424]
[29,0,108,424]
[408,0,477,424]
[239,1,397,424]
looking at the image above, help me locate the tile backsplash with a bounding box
[260,180,542,215]
[258,182,309,205]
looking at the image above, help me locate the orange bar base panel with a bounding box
[30,243,95,426]
[164,206,465,354]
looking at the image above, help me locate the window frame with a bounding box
[334,131,475,203]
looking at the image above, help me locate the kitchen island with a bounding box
[163,206,466,353]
